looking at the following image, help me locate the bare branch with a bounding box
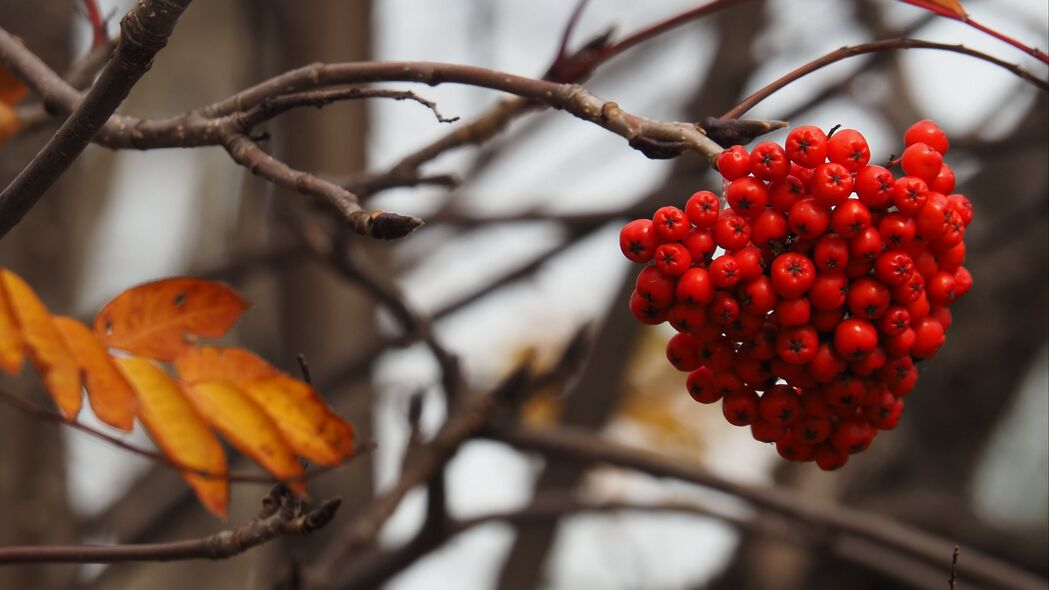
[0,486,339,564]
[724,37,1048,120]
[487,425,1049,590]
[0,0,194,241]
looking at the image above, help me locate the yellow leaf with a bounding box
[0,269,81,418]
[175,346,354,466]
[0,276,25,374]
[94,278,249,362]
[898,0,966,19]
[52,316,137,431]
[115,356,228,517]
[182,380,307,496]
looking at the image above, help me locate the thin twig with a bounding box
[724,37,1048,120]
[0,387,372,485]
[0,485,339,564]
[949,545,960,590]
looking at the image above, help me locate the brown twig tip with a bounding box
[367,211,425,239]
[701,117,790,147]
[301,498,342,533]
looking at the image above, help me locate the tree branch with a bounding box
[485,425,1049,590]
[0,485,339,564]
[724,37,1048,120]
[0,0,194,241]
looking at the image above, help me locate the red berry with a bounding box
[855,165,895,209]
[709,254,742,288]
[620,219,660,263]
[708,291,741,325]
[652,206,690,241]
[716,145,751,180]
[826,128,870,173]
[901,142,944,183]
[722,389,760,426]
[878,305,911,336]
[815,443,848,470]
[873,251,914,286]
[666,332,703,371]
[769,176,806,212]
[681,228,716,263]
[904,119,949,154]
[831,416,875,454]
[668,304,708,334]
[775,297,811,327]
[848,226,884,262]
[686,190,721,228]
[751,419,786,443]
[926,270,957,305]
[715,214,752,250]
[749,141,790,181]
[675,267,715,306]
[811,162,854,207]
[830,199,871,238]
[809,342,847,382]
[847,277,891,320]
[686,366,720,403]
[813,235,849,272]
[811,306,846,333]
[891,176,929,216]
[630,291,667,325]
[953,266,973,297]
[916,192,952,238]
[740,276,778,315]
[750,208,789,248]
[947,194,973,226]
[834,318,878,359]
[777,325,819,365]
[788,198,831,239]
[771,252,817,298]
[929,163,956,194]
[795,415,832,444]
[725,177,769,218]
[635,265,676,306]
[654,242,692,276]
[809,272,848,310]
[732,246,765,282]
[776,433,815,462]
[878,213,917,249]
[759,384,801,426]
[785,125,829,168]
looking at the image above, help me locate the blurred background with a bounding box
[0,0,1046,588]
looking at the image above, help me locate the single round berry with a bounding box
[750,208,790,248]
[675,267,715,306]
[749,141,790,181]
[619,219,660,263]
[709,254,742,288]
[771,252,817,298]
[652,206,690,241]
[834,318,879,359]
[775,297,811,327]
[855,165,895,209]
[686,190,721,228]
[784,125,829,168]
[901,142,944,183]
[846,277,890,320]
[826,128,871,173]
[715,214,752,250]
[776,325,819,365]
[725,177,769,218]
[686,366,720,403]
[811,162,854,207]
[830,199,871,238]
[654,242,692,276]
[788,198,831,239]
[722,389,760,426]
[716,145,751,180]
[635,265,676,307]
[904,119,949,154]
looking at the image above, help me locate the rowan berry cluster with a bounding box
[619,120,972,470]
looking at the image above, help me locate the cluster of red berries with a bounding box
[619,120,972,470]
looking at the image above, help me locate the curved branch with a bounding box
[0,486,339,564]
[724,37,1048,120]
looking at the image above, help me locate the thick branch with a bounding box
[0,486,338,564]
[0,0,193,241]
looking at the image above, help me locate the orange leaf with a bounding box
[115,357,228,517]
[94,278,249,361]
[0,276,25,374]
[0,269,81,418]
[898,0,966,19]
[181,380,307,496]
[0,103,21,144]
[175,346,354,466]
[0,65,28,105]
[52,316,137,431]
